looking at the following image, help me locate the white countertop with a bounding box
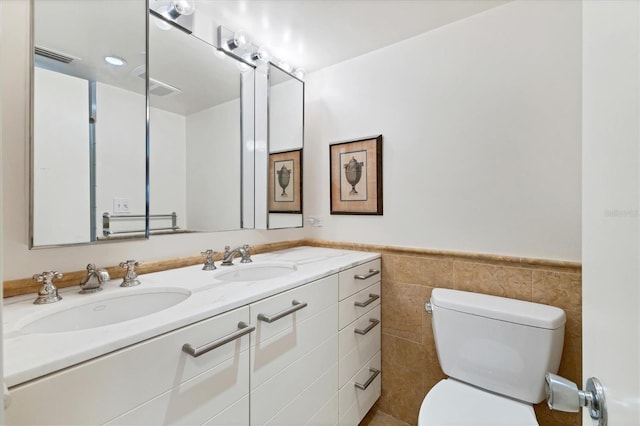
[3,246,379,387]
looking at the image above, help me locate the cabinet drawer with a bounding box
[106,350,249,425]
[251,274,338,346]
[338,282,381,330]
[7,306,251,425]
[338,259,381,301]
[339,304,381,361]
[338,351,381,426]
[204,395,249,426]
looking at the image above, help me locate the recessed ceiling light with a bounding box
[104,56,127,66]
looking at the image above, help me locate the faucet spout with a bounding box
[221,244,252,266]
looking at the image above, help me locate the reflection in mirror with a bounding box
[268,64,304,229]
[148,15,254,232]
[31,0,147,247]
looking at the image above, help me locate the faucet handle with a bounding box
[240,244,253,263]
[119,260,141,287]
[201,250,218,271]
[33,271,64,304]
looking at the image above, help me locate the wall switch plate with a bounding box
[307,216,323,227]
[113,197,130,213]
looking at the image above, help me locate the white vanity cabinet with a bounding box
[6,306,253,425]
[337,259,382,426]
[4,249,382,426]
[249,274,339,426]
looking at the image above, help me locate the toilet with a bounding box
[418,288,566,426]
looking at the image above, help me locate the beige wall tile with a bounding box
[391,255,454,288]
[532,270,582,312]
[454,261,533,301]
[381,280,429,343]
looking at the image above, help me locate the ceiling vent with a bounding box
[136,70,181,97]
[34,46,76,64]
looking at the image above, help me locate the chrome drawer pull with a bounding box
[355,368,381,390]
[354,269,380,280]
[354,318,380,335]
[182,321,255,358]
[258,299,308,323]
[354,293,380,308]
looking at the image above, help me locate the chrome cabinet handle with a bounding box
[182,321,255,358]
[258,300,308,323]
[354,318,380,335]
[355,368,381,390]
[354,269,380,280]
[354,293,380,308]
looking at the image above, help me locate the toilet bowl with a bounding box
[419,289,566,426]
[418,379,538,426]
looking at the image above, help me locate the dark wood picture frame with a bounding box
[330,135,383,215]
[269,149,302,213]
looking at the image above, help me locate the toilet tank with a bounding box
[430,288,566,404]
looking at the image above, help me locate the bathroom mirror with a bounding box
[148,15,254,232]
[31,0,147,247]
[266,64,304,229]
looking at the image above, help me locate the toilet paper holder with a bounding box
[545,373,607,426]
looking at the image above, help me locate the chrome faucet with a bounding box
[119,260,141,287]
[79,263,110,293]
[221,244,252,266]
[201,249,218,271]
[33,271,64,304]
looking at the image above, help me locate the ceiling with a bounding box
[34,0,509,115]
[194,0,510,73]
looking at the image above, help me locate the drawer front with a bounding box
[106,350,249,425]
[338,304,381,361]
[338,282,381,330]
[203,395,249,426]
[250,274,338,346]
[338,351,381,426]
[338,259,381,301]
[252,334,338,425]
[7,306,251,425]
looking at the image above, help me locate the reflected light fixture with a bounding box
[104,55,126,66]
[293,68,305,80]
[251,48,271,64]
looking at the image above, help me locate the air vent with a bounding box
[135,69,181,96]
[34,46,76,64]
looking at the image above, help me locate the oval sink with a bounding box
[21,289,191,334]
[215,263,297,282]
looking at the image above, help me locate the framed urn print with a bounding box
[330,135,383,215]
[269,149,302,213]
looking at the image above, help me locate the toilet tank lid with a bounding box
[431,289,566,329]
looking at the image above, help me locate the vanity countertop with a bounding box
[3,246,380,387]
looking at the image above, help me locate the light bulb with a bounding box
[227,31,248,50]
[167,0,195,19]
[293,68,305,79]
[279,61,293,73]
[251,48,270,63]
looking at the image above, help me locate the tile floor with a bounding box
[360,408,410,426]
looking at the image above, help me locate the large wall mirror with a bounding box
[31,0,147,247]
[267,64,304,229]
[148,14,254,232]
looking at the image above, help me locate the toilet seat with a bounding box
[418,379,539,426]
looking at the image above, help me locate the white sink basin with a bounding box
[215,263,297,282]
[20,289,191,334]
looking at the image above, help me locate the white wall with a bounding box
[0,0,304,281]
[304,0,582,261]
[149,107,187,230]
[33,67,90,245]
[186,99,241,231]
[95,82,147,235]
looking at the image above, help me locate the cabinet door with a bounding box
[250,275,339,426]
[7,306,252,425]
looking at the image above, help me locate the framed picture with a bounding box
[330,135,383,215]
[269,149,302,213]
